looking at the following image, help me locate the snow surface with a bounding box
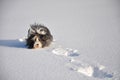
[0,0,120,80]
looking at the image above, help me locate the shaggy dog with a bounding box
[26,24,53,49]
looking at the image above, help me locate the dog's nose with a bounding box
[36,44,39,46]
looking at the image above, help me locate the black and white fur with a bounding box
[26,24,53,49]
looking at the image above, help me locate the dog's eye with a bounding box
[40,29,44,31]
[35,37,40,41]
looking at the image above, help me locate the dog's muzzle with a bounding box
[33,36,42,48]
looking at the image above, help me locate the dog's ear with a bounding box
[29,25,36,34]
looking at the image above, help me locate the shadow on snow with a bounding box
[0,39,26,48]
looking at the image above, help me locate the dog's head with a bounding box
[27,24,53,49]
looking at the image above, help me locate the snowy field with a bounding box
[0,0,120,80]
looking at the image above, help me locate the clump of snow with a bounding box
[52,47,68,56]
[98,65,105,70]
[19,38,24,42]
[18,37,27,42]
[68,60,113,78]
[76,65,113,78]
[52,47,79,57]
[77,66,94,77]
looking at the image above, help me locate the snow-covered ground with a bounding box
[0,0,120,80]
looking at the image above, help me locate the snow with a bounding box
[77,66,93,77]
[0,0,120,80]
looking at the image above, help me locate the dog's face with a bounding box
[27,34,42,49]
[32,35,42,49]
